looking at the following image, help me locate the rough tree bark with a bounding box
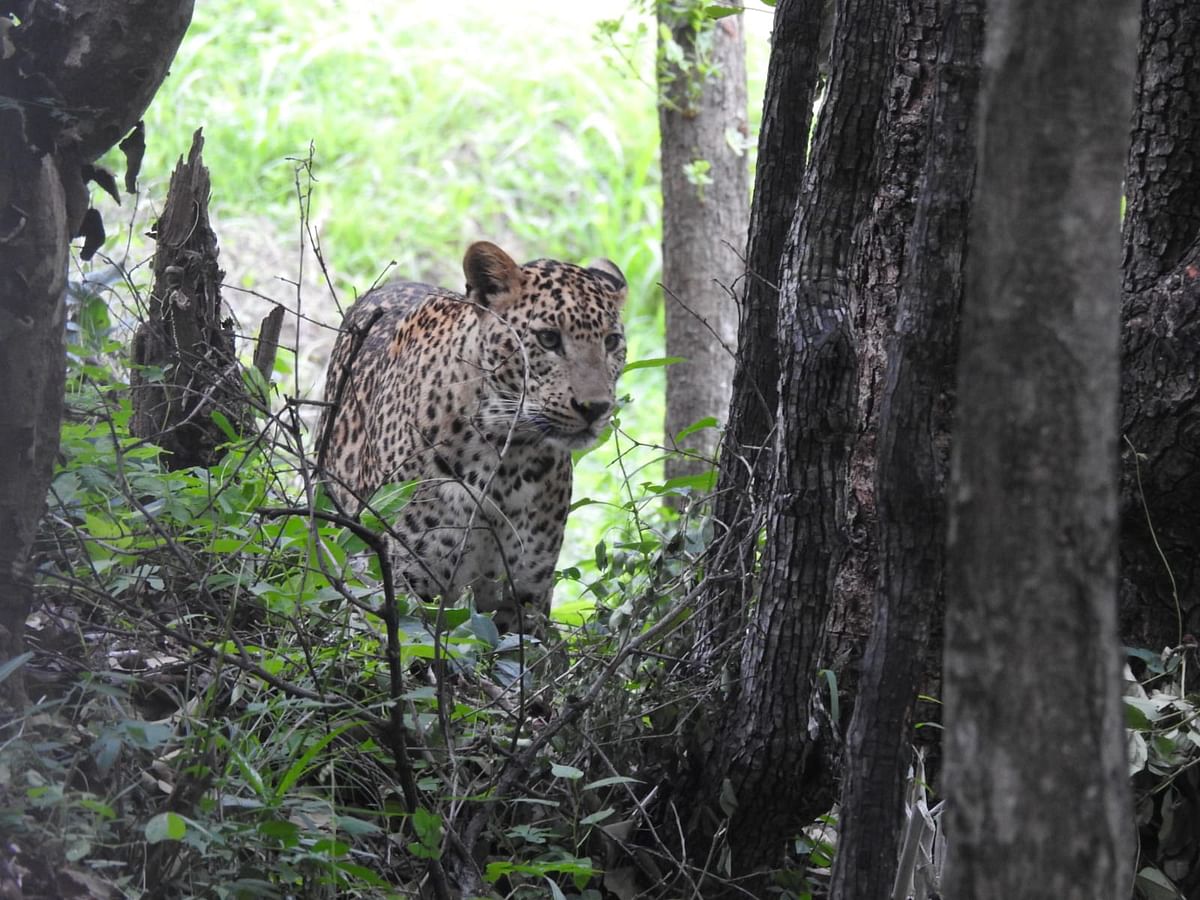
[943,1,1137,896]
[716,0,897,874]
[0,0,193,708]
[829,2,982,897]
[1119,0,1200,656]
[657,1,749,488]
[671,0,899,888]
[692,0,827,666]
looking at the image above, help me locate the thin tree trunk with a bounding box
[693,0,827,667]
[943,1,1137,896]
[658,2,749,488]
[829,2,982,896]
[0,0,193,708]
[1119,0,1200,656]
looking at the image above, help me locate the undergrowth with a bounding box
[3,266,732,898]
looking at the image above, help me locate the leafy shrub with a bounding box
[1126,645,1200,900]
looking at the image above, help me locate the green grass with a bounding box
[106,0,664,287]
[90,0,768,585]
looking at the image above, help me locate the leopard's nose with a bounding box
[572,398,611,425]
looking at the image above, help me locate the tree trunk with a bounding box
[943,1,1137,896]
[719,0,898,873]
[657,2,749,489]
[0,0,193,708]
[1119,0,1200,658]
[693,0,828,667]
[671,0,899,888]
[829,2,982,897]
[0,126,69,712]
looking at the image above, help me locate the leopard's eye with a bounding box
[535,329,562,351]
[604,333,622,352]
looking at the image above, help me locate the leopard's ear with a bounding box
[588,258,625,289]
[588,258,627,307]
[464,242,523,308]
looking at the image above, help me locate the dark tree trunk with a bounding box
[718,0,898,872]
[0,0,193,708]
[693,0,827,666]
[130,129,251,471]
[1119,0,1200,656]
[943,1,1137,896]
[829,2,982,896]
[671,0,899,888]
[657,2,749,488]
[0,121,69,712]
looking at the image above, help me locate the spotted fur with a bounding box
[319,242,627,627]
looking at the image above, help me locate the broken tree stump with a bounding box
[130,128,271,469]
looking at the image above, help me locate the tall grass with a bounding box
[91,0,768,584]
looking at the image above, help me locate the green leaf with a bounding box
[545,877,568,900]
[334,815,382,836]
[413,807,442,845]
[584,775,642,790]
[310,837,350,856]
[719,778,738,816]
[366,480,417,518]
[210,409,239,441]
[208,537,255,553]
[675,416,718,441]
[0,652,32,686]
[226,743,268,800]
[1126,646,1166,675]
[422,605,471,630]
[275,720,362,800]
[1128,730,1149,776]
[1136,866,1184,900]
[120,719,173,750]
[550,597,596,627]
[1124,696,1161,730]
[705,5,743,18]
[79,797,116,819]
[657,470,717,494]
[258,819,300,842]
[469,613,501,648]
[551,763,585,780]
[581,807,615,826]
[243,365,272,405]
[623,356,684,373]
[145,811,187,843]
[334,861,389,887]
[484,861,515,884]
[821,668,840,726]
[408,806,443,859]
[65,837,92,862]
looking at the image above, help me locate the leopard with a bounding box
[318,241,627,630]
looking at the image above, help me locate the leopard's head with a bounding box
[464,241,627,451]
